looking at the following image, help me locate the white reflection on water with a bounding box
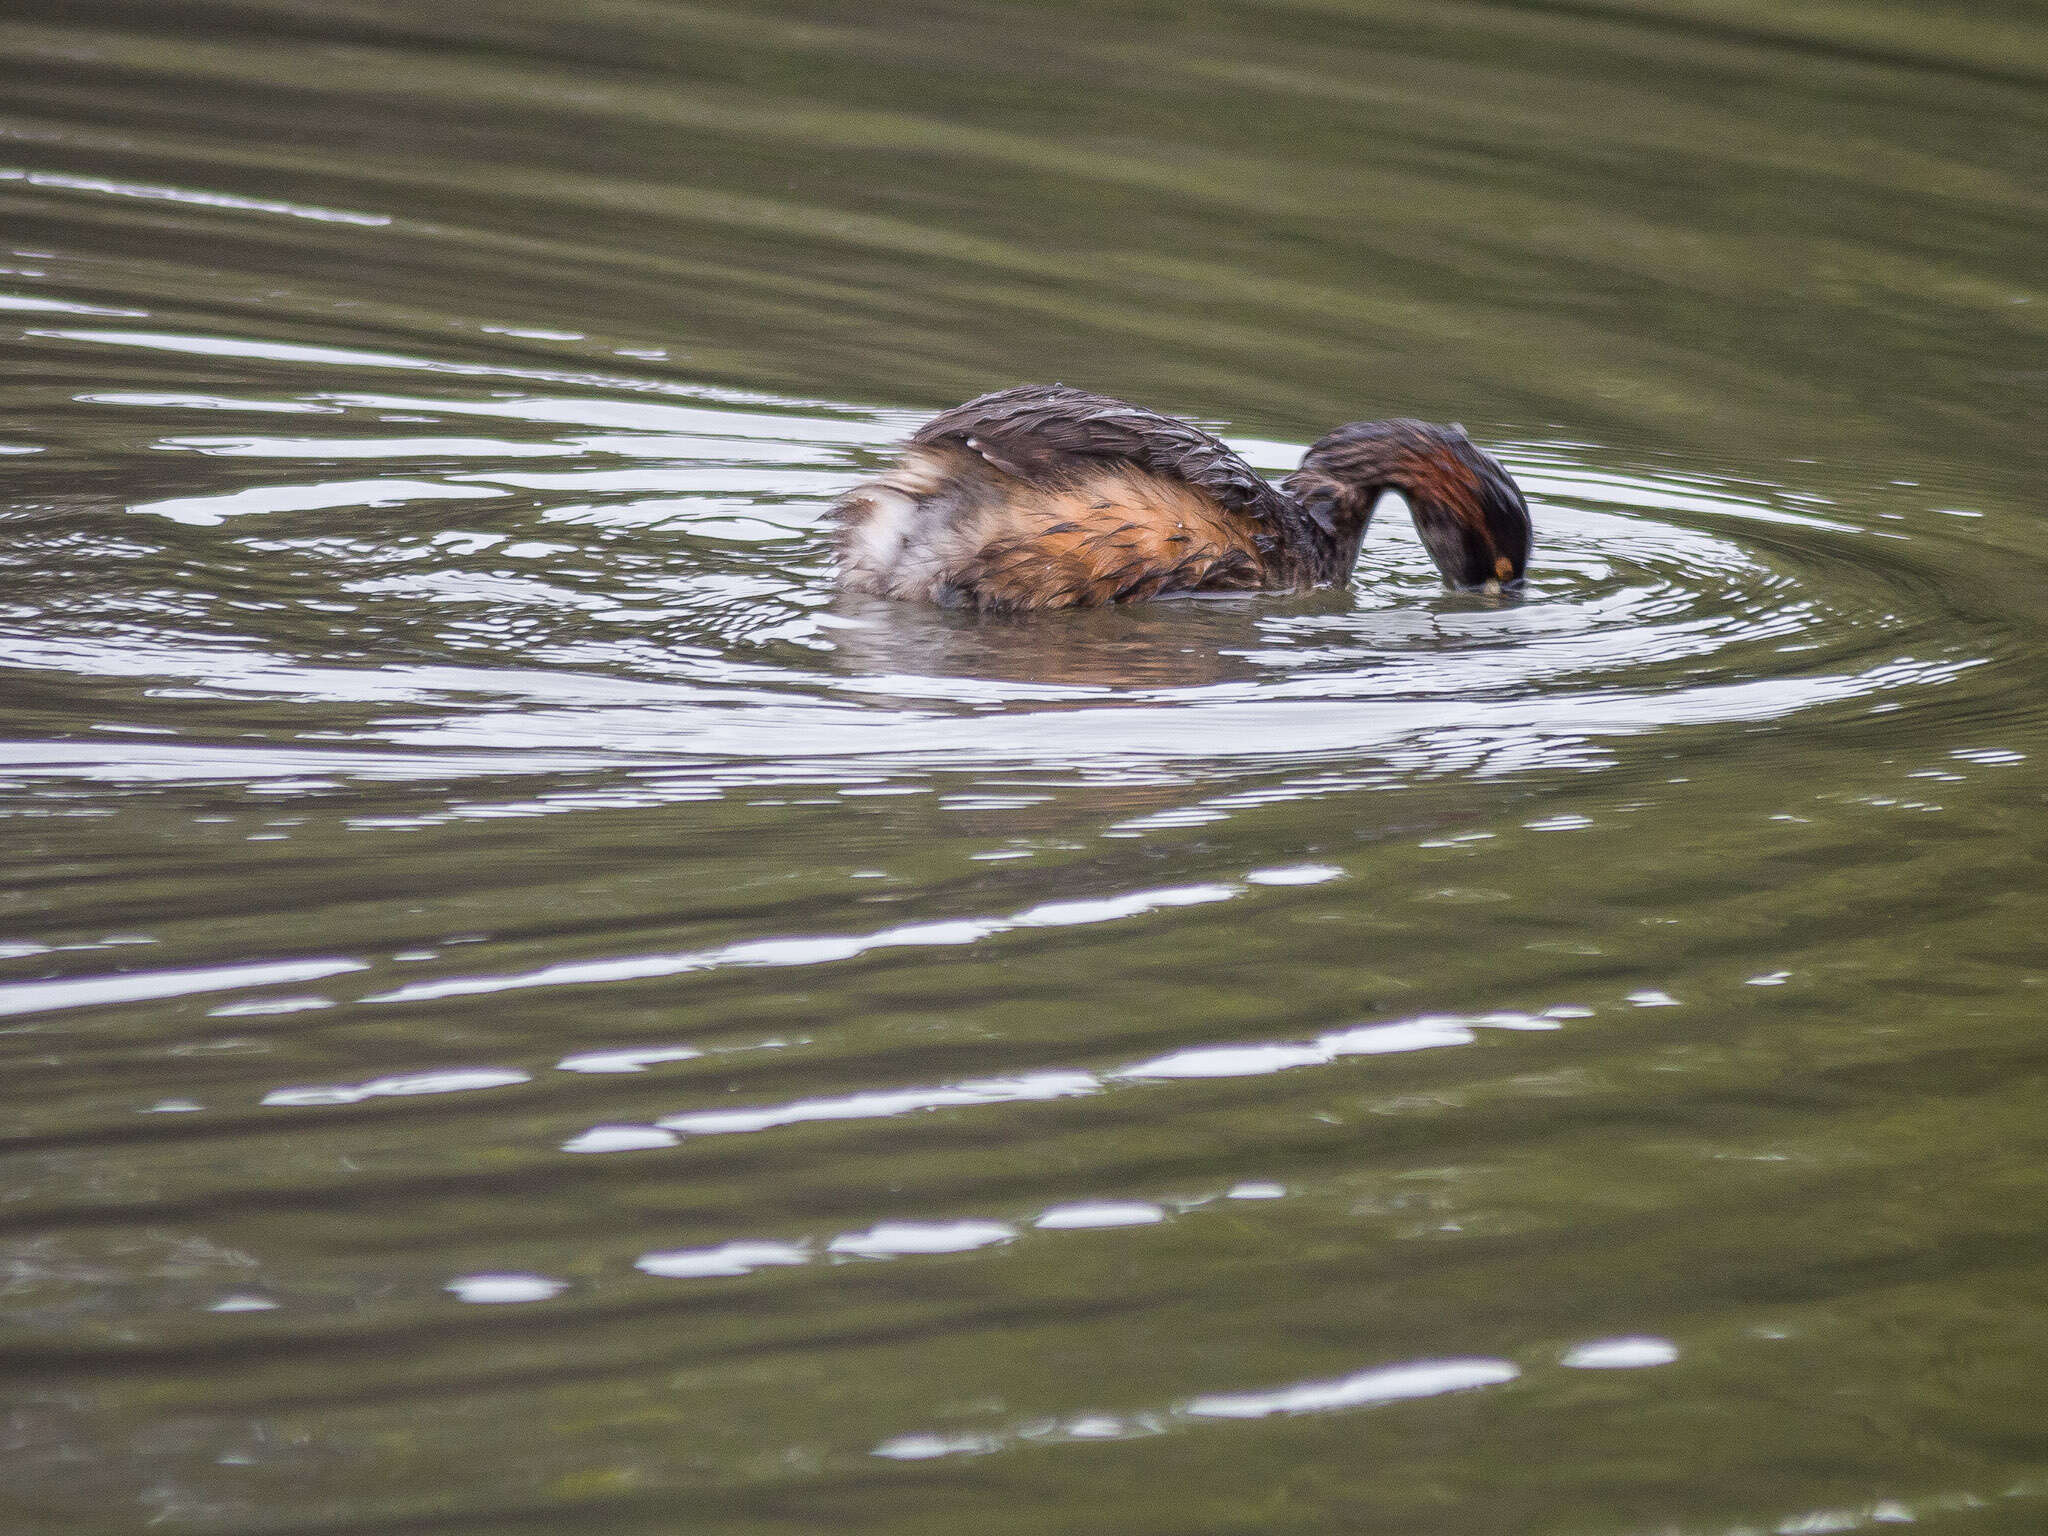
[561,1125,678,1153]
[633,1191,1192,1287]
[206,1294,280,1313]
[0,291,146,316]
[1115,1016,1502,1080]
[872,1355,1519,1460]
[263,1066,529,1107]
[829,1221,1019,1257]
[1183,1357,1520,1418]
[0,956,365,1019]
[1560,1336,1680,1369]
[637,1241,809,1278]
[160,435,574,459]
[1243,864,1345,886]
[0,169,391,225]
[79,392,344,413]
[444,1273,568,1304]
[658,1072,1097,1137]
[367,883,1242,1006]
[209,995,335,1017]
[555,1045,703,1073]
[131,477,506,526]
[872,1431,1008,1461]
[1033,1202,1166,1229]
[0,658,1974,787]
[563,1004,1577,1154]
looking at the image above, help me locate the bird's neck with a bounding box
[1274,475,1374,586]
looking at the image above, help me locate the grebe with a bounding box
[832,384,1531,611]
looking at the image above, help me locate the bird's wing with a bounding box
[910,384,1291,525]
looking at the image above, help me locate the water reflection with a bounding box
[873,1355,1522,1461]
[4,1,2047,1531]
[445,1273,569,1304]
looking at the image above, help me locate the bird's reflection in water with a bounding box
[826,588,1363,697]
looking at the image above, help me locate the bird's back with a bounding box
[832,386,1286,611]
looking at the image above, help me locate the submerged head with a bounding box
[1287,419,1531,590]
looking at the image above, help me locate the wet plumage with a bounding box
[832,385,1531,611]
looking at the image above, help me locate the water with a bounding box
[2,3,2045,1532]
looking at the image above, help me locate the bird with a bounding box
[830,384,1531,612]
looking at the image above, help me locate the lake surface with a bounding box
[2,2,2045,1531]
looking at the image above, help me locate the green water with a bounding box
[2,3,2045,1531]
